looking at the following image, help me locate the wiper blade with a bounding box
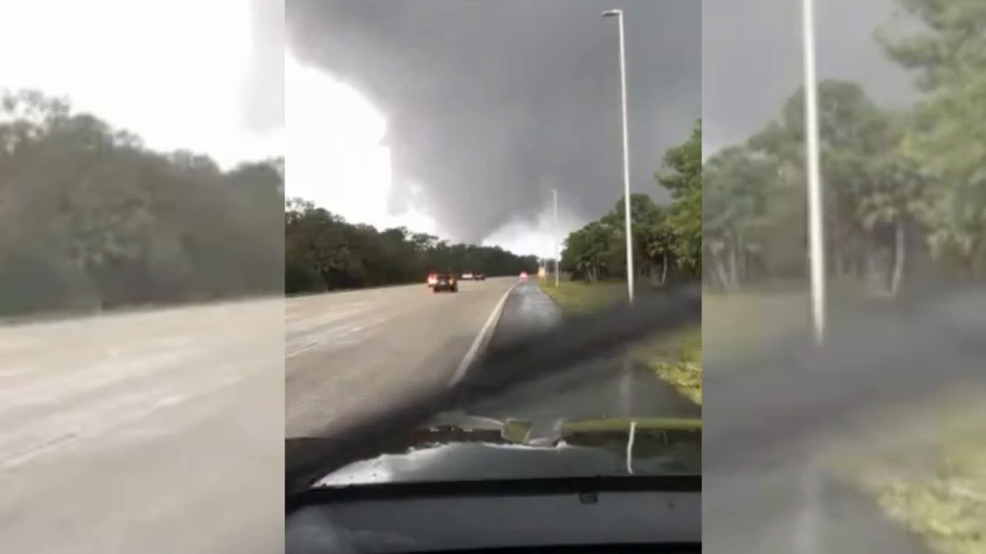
[285,285,701,506]
[298,474,701,505]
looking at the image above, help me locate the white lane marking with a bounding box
[448,281,521,386]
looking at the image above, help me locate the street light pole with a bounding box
[801,0,826,344]
[553,189,560,287]
[602,9,634,303]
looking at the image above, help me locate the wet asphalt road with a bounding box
[1,278,520,554]
[9,278,977,554]
[461,280,701,423]
[0,299,283,554]
[286,277,517,439]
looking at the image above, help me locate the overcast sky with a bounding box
[702,0,915,155]
[3,0,922,258]
[1,0,283,170]
[285,0,701,254]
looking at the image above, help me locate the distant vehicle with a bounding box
[474,272,486,281]
[433,273,458,293]
[519,271,528,280]
[461,272,474,280]
[427,272,438,287]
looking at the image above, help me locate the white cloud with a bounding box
[702,141,719,161]
[0,0,282,170]
[284,53,438,236]
[482,205,585,258]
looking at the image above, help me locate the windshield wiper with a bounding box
[295,474,701,506]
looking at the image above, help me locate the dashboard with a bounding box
[286,488,700,553]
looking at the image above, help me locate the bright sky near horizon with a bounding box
[285,54,441,239]
[0,0,282,170]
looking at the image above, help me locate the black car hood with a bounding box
[314,413,700,486]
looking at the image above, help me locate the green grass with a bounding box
[638,326,702,404]
[536,279,630,313]
[559,416,702,433]
[830,389,986,554]
[537,279,702,404]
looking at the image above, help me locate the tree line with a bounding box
[559,118,702,283]
[0,89,285,317]
[285,198,539,293]
[703,0,986,295]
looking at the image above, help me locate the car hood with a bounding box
[315,413,700,487]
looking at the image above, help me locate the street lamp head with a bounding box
[601,9,622,17]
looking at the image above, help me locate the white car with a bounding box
[461,272,474,280]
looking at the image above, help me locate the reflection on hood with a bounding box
[316,415,701,487]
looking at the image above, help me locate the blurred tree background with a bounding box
[702,0,986,294]
[284,198,539,293]
[0,89,284,317]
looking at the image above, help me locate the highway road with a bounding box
[0,299,284,554]
[286,277,701,442]
[12,275,967,554]
[0,277,528,554]
[3,276,700,554]
[285,276,520,439]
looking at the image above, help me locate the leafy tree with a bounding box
[702,145,776,288]
[706,7,986,292]
[730,79,928,292]
[560,122,702,284]
[656,118,702,275]
[877,0,986,275]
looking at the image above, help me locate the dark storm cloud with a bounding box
[243,0,285,134]
[286,0,700,242]
[702,0,915,154]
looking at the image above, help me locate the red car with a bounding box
[432,273,458,293]
[519,271,528,280]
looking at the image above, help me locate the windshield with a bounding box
[284,0,702,492]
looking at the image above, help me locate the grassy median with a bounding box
[832,390,986,554]
[536,279,702,405]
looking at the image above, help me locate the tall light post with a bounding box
[552,189,560,287]
[801,0,826,344]
[602,8,634,304]
[799,1,825,549]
